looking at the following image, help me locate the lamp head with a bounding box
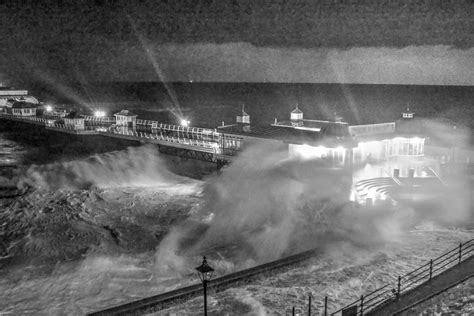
[195,256,214,282]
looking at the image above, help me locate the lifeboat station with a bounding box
[217,104,470,206]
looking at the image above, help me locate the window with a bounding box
[408,142,414,155]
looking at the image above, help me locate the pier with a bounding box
[0,113,243,166]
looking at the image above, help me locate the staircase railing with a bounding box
[331,238,473,315]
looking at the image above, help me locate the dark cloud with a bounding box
[3,1,473,48]
[1,1,473,85]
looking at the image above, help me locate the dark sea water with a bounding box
[31,82,474,130]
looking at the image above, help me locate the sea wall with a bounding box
[400,277,473,315]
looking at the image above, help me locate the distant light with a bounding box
[45,105,52,112]
[94,111,106,117]
[181,119,190,127]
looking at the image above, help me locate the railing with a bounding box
[331,239,473,315]
[104,129,219,153]
[82,115,116,124]
[1,112,242,156]
[89,248,318,315]
[0,113,49,125]
[46,123,97,132]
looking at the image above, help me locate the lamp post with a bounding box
[196,256,214,316]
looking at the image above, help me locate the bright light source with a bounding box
[290,144,330,160]
[180,119,190,127]
[94,111,106,118]
[45,105,52,112]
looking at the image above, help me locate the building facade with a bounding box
[10,101,38,116]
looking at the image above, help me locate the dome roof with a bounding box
[291,104,303,114]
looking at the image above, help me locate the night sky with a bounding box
[1,0,473,85]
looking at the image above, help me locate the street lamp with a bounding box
[195,256,214,316]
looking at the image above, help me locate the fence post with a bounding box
[292,306,295,316]
[429,259,433,280]
[360,295,364,316]
[308,294,311,316]
[458,242,462,264]
[397,276,401,299]
[324,296,328,316]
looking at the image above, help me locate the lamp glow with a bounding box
[45,105,52,112]
[180,119,190,127]
[94,111,106,118]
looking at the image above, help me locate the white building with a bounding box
[0,88,39,107]
[114,110,138,129]
[10,101,38,116]
[63,112,85,130]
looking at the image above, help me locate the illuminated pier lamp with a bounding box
[196,256,214,316]
[180,119,190,127]
[94,110,106,118]
[45,105,53,112]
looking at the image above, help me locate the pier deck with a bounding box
[0,113,240,164]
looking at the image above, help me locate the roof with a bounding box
[276,119,348,132]
[114,109,137,117]
[11,101,37,109]
[0,87,27,91]
[218,122,355,148]
[395,117,424,135]
[64,112,83,119]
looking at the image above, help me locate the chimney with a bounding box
[393,168,400,178]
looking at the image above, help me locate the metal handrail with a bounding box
[332,238,473,315]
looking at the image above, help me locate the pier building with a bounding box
[0,87,39,106]
[114,109,138,129]
[217,104,454,206]
[9,101,38,117]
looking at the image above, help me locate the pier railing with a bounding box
[82,115,116,124]
[330,238,474,315]
[136,119,221,141]
[0,113,49,125]
[1,113,241,156]
[104,128,220,153]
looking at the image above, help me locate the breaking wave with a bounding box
[17,145,183,190]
